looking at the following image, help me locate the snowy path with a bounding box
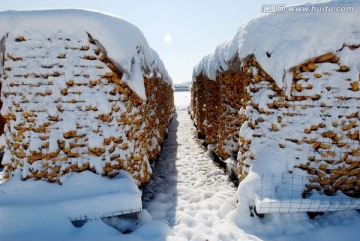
[142,109,237,240]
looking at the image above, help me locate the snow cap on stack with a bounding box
[0,9,172,100]
[194,0,359,95]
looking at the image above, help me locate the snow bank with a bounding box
[0,170,141,236]
[0,9,172,100]
[0,170,141,217]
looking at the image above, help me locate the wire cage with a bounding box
[255,173,360,214]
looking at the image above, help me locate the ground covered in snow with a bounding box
[1,92,360,240]
[142,92,237,240]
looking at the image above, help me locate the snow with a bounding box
[193,39,236,81]
[0,170,143,240]
[174,91,191,110]
[142,106,237,240]
[0,9,172,100]
[0,170,141,212]
[1,94,360,240]
[193,0,360,95]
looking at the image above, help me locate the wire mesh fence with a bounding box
[255,173,360,214]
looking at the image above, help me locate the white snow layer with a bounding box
[193,0,360,94]
[0,170,144,239]
[0,170,142,217]
[0,9,172,100]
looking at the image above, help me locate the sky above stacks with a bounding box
[0,0,307,84]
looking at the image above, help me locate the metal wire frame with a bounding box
[255,173,360,214]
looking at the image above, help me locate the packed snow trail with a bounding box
[142,109,238,240]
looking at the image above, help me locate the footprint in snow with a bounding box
[189,195,202,203]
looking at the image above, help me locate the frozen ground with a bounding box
[1,91,360,240]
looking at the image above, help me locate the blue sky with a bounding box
[0,0,307,83]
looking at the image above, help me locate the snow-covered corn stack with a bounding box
[287,50,359,197]
[145,76,174,160]
[215,64,246,160]
[237,50,360,197]
[0,10,174,185]
[0,115,4,136]
[190,74,219,143]
[193,0,360,203]
[191,54,244,159]
[0,37,4,136]
[190,75,205,138]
